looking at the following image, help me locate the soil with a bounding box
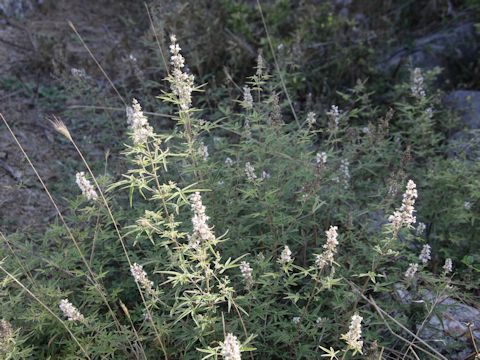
[0,0,142,233]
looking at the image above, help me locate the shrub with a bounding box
[0,31,476,360]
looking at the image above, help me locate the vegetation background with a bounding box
[0,0,480,359]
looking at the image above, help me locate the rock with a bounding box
[394,284,480,359]
[421,294,480,338]
[378,22,479,74]
[0,0,41,18]
[419,295,480,359]
[444,90,480,158]
[445,90,480,129]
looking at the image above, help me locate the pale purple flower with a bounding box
[405,263,419,279]
[221,333,241,360]
[443,258,453,274]
[278,245,293,264]
[190,192,214,246]
[341,314,363,354]
[419,244,431,264]
[239,261,253,290]
[130,263,153,293]
[59,299,84,322]
[75,172,98,201]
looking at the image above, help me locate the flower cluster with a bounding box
[388,180,418,234]
[126,98,154,145]
[70,67,90,81]
[316,317,324,327]
[242,86,253,109]
[0,319,13,356]
[130,263,154,293]
[243,119,252,139]
[404,263,418,279]
[425,107,433,119]
[326,105,340,129]
[225,157,234,166]
[411,67,426,98]
[190,192,214,247]
[75,171,98,201]
[416,222,426,236]
[220,333,241,360]
[316,152,327,165]
[315,226,339,270]
[169,35,195,111]
[443,258,453,274]
[341,314,363,354]
[245,162,257,182]
[239,261,253,290]
[278,245,293,264]
[256,51,265,77]
[419,244,431,264]
[306,111,316,126]
[59,299,85,322]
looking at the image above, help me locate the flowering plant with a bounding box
[0,33,473,360]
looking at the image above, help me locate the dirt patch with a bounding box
[0,0,144,234]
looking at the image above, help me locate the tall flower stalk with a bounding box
[189,192,215,248]
[315,226,339,271]
[341,314,363,354]
[162,34,205,182]
[389,179,418,236]
[126,98,154,145]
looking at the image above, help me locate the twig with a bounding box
[468,322,479,356]
[0,36,31,52]
[144,2,169,75]
[68,105,174,118]
[0,158,21,181]
[256,0,299,127]
[401,288,447,359]
[68,21,126,106]
[366,294,448,360]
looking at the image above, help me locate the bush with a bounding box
[0,27,477,360]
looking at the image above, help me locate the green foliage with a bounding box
[1,5,479,358]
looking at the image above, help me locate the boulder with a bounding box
[420,295,480,359]
[395,285,480,359]
[444,90,480,158]
[444,90,480,129]
[0,0,40,18]
[378,22,479,74]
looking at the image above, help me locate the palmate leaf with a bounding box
[319,346,340,360]
[196,346,217,359]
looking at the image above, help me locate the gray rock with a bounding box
[445,90,480,129]
[420,297,480,359]
[394,284,480,359]
[444,90,480,158]
[378,22,479,73]
[0,0,41,18]
[421,292,480,338]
